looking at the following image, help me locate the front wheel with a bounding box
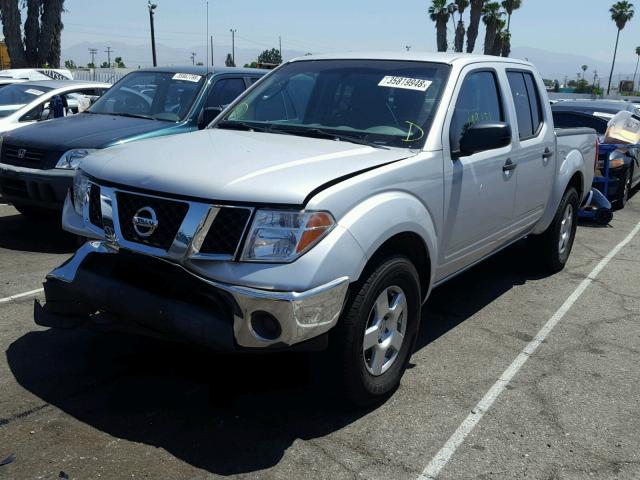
[530,186,579,273]
[330,255,421,407]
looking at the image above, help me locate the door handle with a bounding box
[542,148,553,159]
[503,159,517,172]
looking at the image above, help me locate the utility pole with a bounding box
[191,52,196,66]
[88,48,97,67]
[88,48,98,80]
[279,36,282,61]
[105,47,113,68]
[148,1,158,67]
[230,29,236,66]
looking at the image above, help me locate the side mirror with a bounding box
[198,106,223,129]
[458,122,511,157]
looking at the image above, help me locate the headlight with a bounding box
[241,210,335,262]
[72,170,91,216]
[56,149,96,169]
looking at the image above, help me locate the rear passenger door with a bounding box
[506,70,556,224]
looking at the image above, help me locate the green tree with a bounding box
[100,61,109,68]
[225,53,235,67]
[429,0,451,52]
[500,0,522,56]
[491,19,508,56]
[482,2,504,55]
[0,0,65,68]
[607,1,635,94]
[257,48,282,65]
[87,62,96,69]
[632,46,640,90]
[466,0,487,53]
[582,64,588,75]
[114,56,126,68]
[454,0,470,52]
[553,80,560,92]
[64,59,76,69]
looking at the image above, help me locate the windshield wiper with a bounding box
[274,127,390,150]
[216,121,297,138]
[111,112,156,121]
[216,121,272,132]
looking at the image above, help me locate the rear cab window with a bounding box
[507,70,544,140]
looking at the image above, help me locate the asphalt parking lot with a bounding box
[1,194,639,480]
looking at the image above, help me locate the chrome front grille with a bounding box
[84,183,253,261]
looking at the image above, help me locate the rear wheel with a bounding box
[617,168,632,209]
[330,255,421,407]
[530,187,579,273]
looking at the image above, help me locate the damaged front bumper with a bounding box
[36,241,349,351]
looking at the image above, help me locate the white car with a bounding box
[0,68,74,88]
[0,80,110,135]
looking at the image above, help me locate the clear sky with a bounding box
[61,0,640,65]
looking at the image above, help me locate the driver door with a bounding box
[438,68,517,279]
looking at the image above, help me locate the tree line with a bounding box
[429,0,522,56]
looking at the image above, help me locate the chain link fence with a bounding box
[70,68,133,84]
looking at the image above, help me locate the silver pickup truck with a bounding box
[36,53,596,405]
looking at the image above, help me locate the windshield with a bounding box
[0,84,53,118]
[89,71,206,122]
[217,59,450,148]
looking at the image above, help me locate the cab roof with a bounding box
[136,65,266,76]
[290,51,534,68]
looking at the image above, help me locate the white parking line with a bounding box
[418,219,640,480]
[0,288,44,305]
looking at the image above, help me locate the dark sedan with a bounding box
[552,101,640,207]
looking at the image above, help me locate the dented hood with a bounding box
[81,128,411,205]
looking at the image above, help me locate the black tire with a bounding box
[12,203,58,220]
[530,186,579,273]
[616,168,632,209]
[330,255,421,407]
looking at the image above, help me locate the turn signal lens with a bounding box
[297,212,335,253]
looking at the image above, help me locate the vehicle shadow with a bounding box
[0,210,77,254]
[6,240,552,475]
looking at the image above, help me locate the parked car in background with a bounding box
[0,68,74,88]
[552,100,640,207]
[0,80,110,134]
[0,66,265,218]
[38,53,596,405]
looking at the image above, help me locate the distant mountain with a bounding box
[62,41,307,68]
[510,46,637,85]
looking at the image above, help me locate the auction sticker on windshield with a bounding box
[378,76,432,91]
[25,89,45,96]
[172,73,202,82]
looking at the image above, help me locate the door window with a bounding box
[207,78,246,108]
[507,71,543,140]
[450,71,504,153]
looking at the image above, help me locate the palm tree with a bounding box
[492,19,508,56]
[482,2,504,55]
[500,0,522,57]
[632,46,640,91]
[454,0,470,52]
[607,1,635,94]
[466,0,486,53]
[429,0,451,52]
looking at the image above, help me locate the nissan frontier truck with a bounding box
[35,53,597,405]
